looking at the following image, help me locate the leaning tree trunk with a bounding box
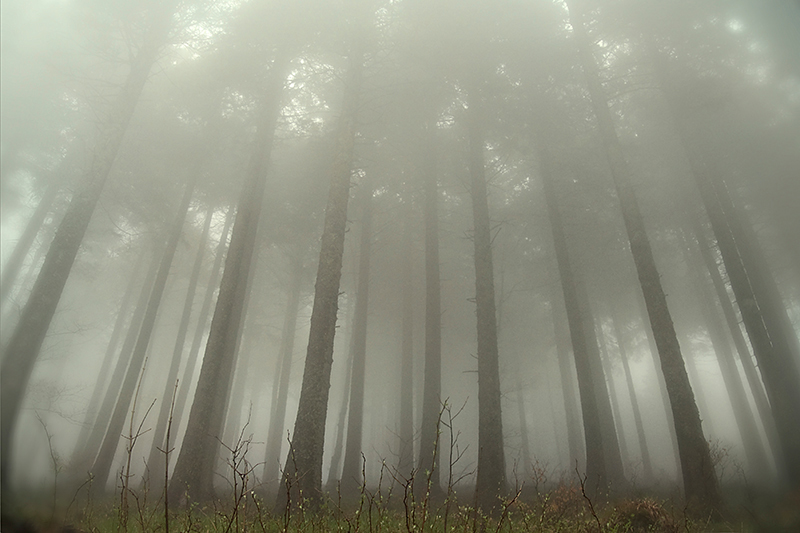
[169,54,289,503]
[566,0,720,513]
[0,178,60,307]
[89,174,198,492]
[276,48,364,509]
[71,249,145,457]
[679,229,772,479]
[0,4,176,489]
[169,206,234,455]
[417,118,443,498]
[466,82,506,513]
[146,205,215,481]
[71,237,163,475]
[647,37,800,487]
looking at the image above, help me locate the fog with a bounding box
[1,0,799,527]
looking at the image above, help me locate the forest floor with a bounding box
[2,480,799,533]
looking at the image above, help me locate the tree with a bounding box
[0,2,178,491]
[169,51,290,502]
[565,0,720,514]
[466,79,506,512]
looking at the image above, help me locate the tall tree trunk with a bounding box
[680,230,772,479]
[168,206,234,460]
[146,205,215,481]
[611,314,654,481]
[466,82,506,512]
[540,160,607,491]
[679,334,715,436]
[71,237,163,475]
[566,0,720,513]
[397,206,415,478]
[515,374,533,480]
[71,249,145,457]
[324,338,355,488]
[277,48,363,509]
[169,54,289,503]
[647,37,800,486]
[597,332,629,471]
[577,280,625,486]
[550,286,585,471]
[417,119,443,497]
[262,255,304,488]
[340,186,373,495]
[692,219,782,466]
[0,5,176,489]
[89,174,198,491]
[0,179,60,307]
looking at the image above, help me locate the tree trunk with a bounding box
[169,54,289,503]
[0,5,176,489]
[71,249,145,458]
[611,314,654,481]
[566,0,720,513]
[692,219,782,466]
[146,205,215,482]
[276,48,363,509]
[89,174,198,491]
[540,159,607,490]
[262,255,304,488]
[397,205,415,478]
[0,179,60,307]
[597,332,629,471]
[340,186,373,495]
[466,82,506,512]
[680,230,772,479]
[417,118,443,497]
[168,206,234,457]
[71,238,163,475]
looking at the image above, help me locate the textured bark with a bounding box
[0,179,60,307]
[277,49,363,508]
[90,175,197,491]
[397,207,415,478]
[611,314,654,481]
[0,5,176,489]
[466,84,506,512]
[541,162,607,490]
[417,118,443,496]
[680,334,715,436]
[146,205,215,481]
[262,257,304,487]
[170,55,288,503]
[566,0,720,512]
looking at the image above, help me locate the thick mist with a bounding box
[1,0,799,529]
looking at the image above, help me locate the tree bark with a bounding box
[566,0,720,513]
[0,4,176,489]
[466,82,506,512]
[170,54,289,503]
[277,47,363,508]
